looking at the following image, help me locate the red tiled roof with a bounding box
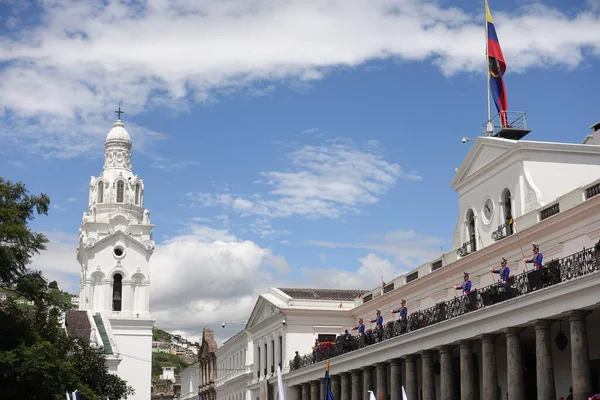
[65,310,91,341]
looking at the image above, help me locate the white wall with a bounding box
[112,321,153,400]
[180,363,200,400]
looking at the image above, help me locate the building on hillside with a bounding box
[215,329,253,400]
[179,362,200,400]
[245,287,368,400]
[279,120,600,400]
[199,328,218,400]
[160,367,177,383]
[71,296,80,306]
[65,115,155,400]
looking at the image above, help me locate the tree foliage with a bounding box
[0,178,134,400]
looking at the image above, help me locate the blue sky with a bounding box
[1,0,599,340]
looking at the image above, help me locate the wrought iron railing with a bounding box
[456,239,476,257]
[540,203,560,221]
[289,244,600,371]
[482,111,528,136]
[492,221,513,241]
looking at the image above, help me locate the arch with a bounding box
[97,181,104,203]
[107,266,128,280]
[116,180,125,203]
[465,208,477,252]
[501,188,514,235]
[112,273,123,311]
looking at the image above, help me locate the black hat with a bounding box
[463,271,469,277]
[501,257,507,264]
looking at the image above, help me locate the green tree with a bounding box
[0,178,134,399]
[48,280,59,289]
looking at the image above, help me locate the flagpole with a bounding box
[485,0,492,135]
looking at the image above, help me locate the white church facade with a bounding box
[65,116,155,400]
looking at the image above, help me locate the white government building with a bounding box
[206,118,600,400]
[65,116,155,400]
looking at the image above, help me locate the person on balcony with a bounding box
[352,318,365,335]
[523,243,543,269]
[490,258,510,284]
[352,318,366,347]
[370,310,384,342]
[455,272,472,295]
[391,299,408,334]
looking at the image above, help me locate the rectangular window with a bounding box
[406,271,419,283]
[540,203,560,220]
[271,340,275,374]
[383,283,394,293]
[432,260,443,271]
[278,336,283,368]
[116,181,124,203]
[363,293,373,303]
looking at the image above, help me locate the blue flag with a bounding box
[324,360,335,400]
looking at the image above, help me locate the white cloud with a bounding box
[309,229,445,268]
[30,231,81,293]
[0,0,598,156]
[188,140,419,219]
[29,224,293,343]
[67,197,78,202]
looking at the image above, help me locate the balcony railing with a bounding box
[456,239,476,257]
[492,221,513,241]
[289,244,600,372]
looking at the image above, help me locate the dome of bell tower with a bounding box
[106,120,131,143]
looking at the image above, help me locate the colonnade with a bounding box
[291,310,594,400]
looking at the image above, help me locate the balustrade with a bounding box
[289,245,600,371]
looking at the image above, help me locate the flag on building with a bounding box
[338,302,343,309]
[402,386,408,400]
[486,1,508,126]
[324,360,335,400]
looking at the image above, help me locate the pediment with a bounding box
[451,138,515,189]
[246,296,280,330]
[81,229,154,254]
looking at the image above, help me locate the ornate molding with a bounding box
[256,302,278,325]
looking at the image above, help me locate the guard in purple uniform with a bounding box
[391,299,408,334]
[524,243,543,270]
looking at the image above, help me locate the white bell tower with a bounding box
[76,111,154,400]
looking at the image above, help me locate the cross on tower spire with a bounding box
[115,106,124,120]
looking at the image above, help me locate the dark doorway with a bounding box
[112,273,123,311]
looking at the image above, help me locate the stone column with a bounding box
[404,355,418,400]
[390,359,402,400]
[375,362,388,400]
[292,385,302,400]
[351,369,362,400]
[310,380,320,400]
[363,366,374,400]
[459,341,475,400]
[439,345,454,400]
[481,335,499,400]
[320,378,325,400]
[332,375,342,400]
[341,372,352,400]
[504,328,525,400]
[420,351,435,400]
[534,320,556,400]
[301,382,310,400]
[569,311,593,400]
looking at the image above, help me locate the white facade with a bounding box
[276,122,600,400]
[245,288,363,400]
[216,330,253,400]
[160,366,176,383]
[76,118,155,400]
[180,363,201,400]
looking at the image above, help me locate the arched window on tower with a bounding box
[112,273,123,312]
[502,189,513,235]
[116,181,124,203]
[135,183,140,205]
[97,182,103,203]
[466,209,477,252]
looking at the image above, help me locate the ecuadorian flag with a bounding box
[486,1,508,126]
